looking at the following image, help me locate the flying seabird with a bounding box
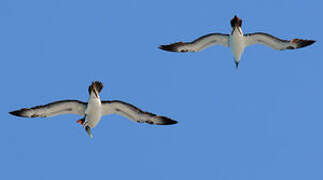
[159,15,316,70]
[9,81,177,138]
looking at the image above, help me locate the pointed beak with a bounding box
[85,126,93,138]
[233,26,242,35]
[94,89,99,98]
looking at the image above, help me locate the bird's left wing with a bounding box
[159,33,229,52]
[101,100,177,125]
[9,100,87,118]
[244,32,315,50]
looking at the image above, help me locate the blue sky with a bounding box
[1,0,322,179]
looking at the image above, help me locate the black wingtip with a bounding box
[292,39,316,49]
[160,117,178,125]
[298,40,315,48]
[159,44,176,52]
[159,42,187,52]
[168,120,178,125]
[303,40,315,47]
[9,110,23,117]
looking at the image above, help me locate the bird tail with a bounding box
[85,126,93,138]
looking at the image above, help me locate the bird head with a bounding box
[88,81,103,98]
[230,15,242,28]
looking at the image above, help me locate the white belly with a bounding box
[229,30,245,62]
[85,98,102,128]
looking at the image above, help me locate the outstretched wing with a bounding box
[159,33,229,52]
[101,100,177,125]
[9,100,87,118]
[244,32,315,50]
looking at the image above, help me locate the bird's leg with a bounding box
[76,114,87,125]
[76,117,85,125]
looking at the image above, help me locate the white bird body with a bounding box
[85,93,102,128]
[229,27,245,63]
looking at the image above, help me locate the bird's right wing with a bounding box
[159,33,229,52]
[101,100,177,125]
[244,32,315,50]
[9,100,87,118]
